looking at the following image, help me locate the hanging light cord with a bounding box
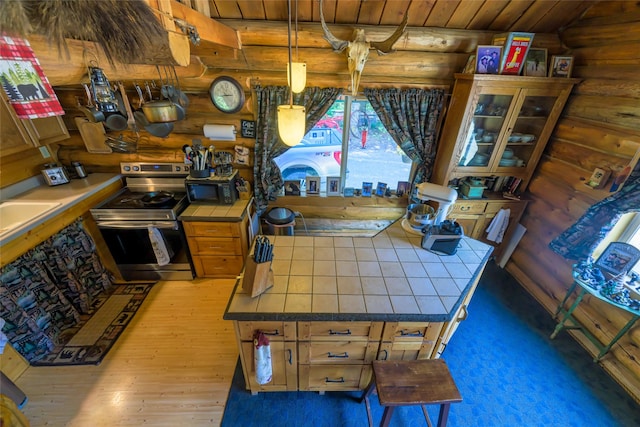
[295,0,299,61]
[287,0,294,108]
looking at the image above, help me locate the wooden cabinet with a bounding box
[448,197,527,261]
[432,74,579,191]
[0,91,69,154]
[432,74,577,261]
[378,322,443,361]
[298,321,382,392]
[183,218,249,278]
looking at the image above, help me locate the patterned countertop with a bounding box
[223,221,493,322]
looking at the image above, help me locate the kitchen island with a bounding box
[223,221,493,394]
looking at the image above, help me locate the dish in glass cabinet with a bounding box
[499,158,517,167]
[520,134,535,143]
[508,133,523,143]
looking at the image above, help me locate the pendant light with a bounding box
[277,0,306,147]
[287,0,306,93]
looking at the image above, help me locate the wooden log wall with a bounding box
[1,25,563,189]
[505,1,640,403]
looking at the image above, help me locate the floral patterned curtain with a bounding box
[549,162,640,260]
[364,88,446,190]
[0,219,113,362]
[253,85,342,213]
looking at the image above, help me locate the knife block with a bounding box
[242,257,274,298]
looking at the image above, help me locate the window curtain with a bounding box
[364,88,446,190]
[253,85,342,213]
[549,162,640,260]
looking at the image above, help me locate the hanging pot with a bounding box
[133,83,174,138]
[142,80,177,123]
[78,84,105,123]
[104,112,128,131]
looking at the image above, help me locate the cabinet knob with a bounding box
[460,206,470,211]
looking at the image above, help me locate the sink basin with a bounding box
[0,201,62,238]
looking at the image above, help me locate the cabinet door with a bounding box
[240,341,297,393]
[456,87,519,172]
[0,94,33,155]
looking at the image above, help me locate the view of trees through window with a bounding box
[274,96,412,194]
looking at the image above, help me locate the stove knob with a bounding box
[133,166,139,171]
[123,166,131,172]
[175,166,181,172]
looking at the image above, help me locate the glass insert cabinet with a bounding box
[431,74,579,261]
[432,74,579,193]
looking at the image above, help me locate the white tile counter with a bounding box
[224,221,493,322]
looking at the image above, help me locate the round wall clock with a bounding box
[209,76,245,114]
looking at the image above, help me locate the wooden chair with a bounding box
[362,359,462,427]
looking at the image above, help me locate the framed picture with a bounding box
[343,187,354,197]
[524,48,547,77]
[396,181,410,197]
[375,182,388,197]
[462,54,476,73]
[498,32,534,75]
[284,180,301,196]
[305,176,320,195]
[475,46,501,74]
[362,182,373,197]
[595,242,640,276]
[549,55,574,78]
[327,176,341,196]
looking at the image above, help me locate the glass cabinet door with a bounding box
[458,93,514,168]
[497,94,559,170]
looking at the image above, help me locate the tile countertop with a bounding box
[223,221,493,323]
[0,173,122,246]
[178,198,251,222]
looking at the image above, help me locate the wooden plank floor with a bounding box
[15,278,239,426]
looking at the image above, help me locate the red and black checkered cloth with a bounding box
[1,35,65,119]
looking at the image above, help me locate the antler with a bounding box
[370,11,409,54]
[319,0,348,52]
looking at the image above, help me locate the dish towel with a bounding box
[486,208,510,243]
[148,226,171,266]
[254,331,272,385]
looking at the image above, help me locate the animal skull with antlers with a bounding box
[319,0,408,96]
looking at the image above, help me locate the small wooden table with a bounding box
[551,269,640,361]
[362,359,462,427]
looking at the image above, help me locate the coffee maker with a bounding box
[401,182,464,255]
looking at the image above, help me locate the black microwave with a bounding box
[185,173,238,205]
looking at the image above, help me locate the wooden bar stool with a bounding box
[362,359,462,427]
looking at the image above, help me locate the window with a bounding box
[274,96,412,193]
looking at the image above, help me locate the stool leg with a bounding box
[361,378,375,427]
[421,405,433,427]
[380,406,395,427]
[436,403,451,427]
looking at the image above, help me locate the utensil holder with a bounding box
[242,258,274,298]
[190,169,210,178]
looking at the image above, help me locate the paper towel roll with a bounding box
[204,124,236,141]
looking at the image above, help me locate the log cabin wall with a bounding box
[505,1,640,403]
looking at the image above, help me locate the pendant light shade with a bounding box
[277,104,306,146]
[287,62,307,93]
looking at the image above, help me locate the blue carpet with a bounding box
[222,261,640,427]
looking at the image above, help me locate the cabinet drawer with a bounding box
[184,221,240,237]
[381,322,437,342]
[451,202,487,214]
[192,255,244,277]
[299,341,378,364]
[236,321,297,341]
[190,237,242,255]
[298,321,383,341]
[378,340,438,361]
[299,364,366,391]
[484,200,525,214]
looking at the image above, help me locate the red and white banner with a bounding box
[0,35,65,119]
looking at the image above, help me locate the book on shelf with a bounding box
[491,32,535,75]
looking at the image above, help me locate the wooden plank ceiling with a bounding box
[200,0,594,32]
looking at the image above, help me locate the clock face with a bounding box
[209,77,245,114]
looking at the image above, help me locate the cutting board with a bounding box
[75,117,111,153]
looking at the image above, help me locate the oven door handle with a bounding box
[96,221,179,230]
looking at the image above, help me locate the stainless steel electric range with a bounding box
[90,162,194,281]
